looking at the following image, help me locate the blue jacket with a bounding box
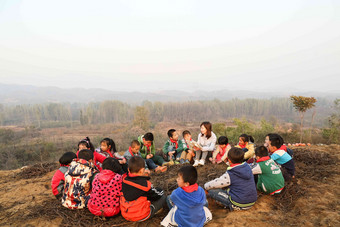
[271,149,292,165]
[171,186,206,227]
[228,163,257,206]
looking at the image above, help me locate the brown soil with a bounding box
[0,145,339,227]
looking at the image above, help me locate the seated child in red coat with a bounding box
[120,156,166,222]
[51,152,77,199]
[88,157,123,217]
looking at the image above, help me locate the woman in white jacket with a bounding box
[193,121,217,166]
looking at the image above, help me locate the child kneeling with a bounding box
[88,158,123,217]
[204,147,257,211]
[120,156,166,222]
[161,166,212,227]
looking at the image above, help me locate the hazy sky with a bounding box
[0,0,339,92]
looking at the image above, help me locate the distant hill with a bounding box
[0,83,339,105]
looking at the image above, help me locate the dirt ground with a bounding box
[0,145,339,227]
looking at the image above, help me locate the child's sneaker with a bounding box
[179,159,185,164]
[168,160,175,166]
[184,159,190,164]
[193,160,199,167]
[174,160,180,165]
[199,159,205,166]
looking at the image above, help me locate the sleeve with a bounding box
[244,143,255,160]
[176,140,185,153]
[251,163,262,175]
[146,184,164,201]
[220,144,231,162]
[123,151,131,162]
[181,139,189,151]
[162,141,170,155]
[204,172,231,190]
[270,153,280,161]
[212,146,219,160]
[151,143,156,156]
[201,134,217,152]
[51,170,64,196]
[94,151,106,163]
[139,146,147,159]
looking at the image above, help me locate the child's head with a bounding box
[268,134,283,151]
[128,156,145,174]
[218,136,229,148]
[102,157,122,173]
[182,130,192,141]
[143,132,154,146]
[228,147,244,164]
[78,137,95,152]
[130,140,141,154]
[239,134,254,145]
[167,129,179,141]
[78,149,94,162]
[177,166,197,187]
[255,146,269,158]
[59,152,77,165]
[101,138,116,153]
[264,133,274,147]
[200,121,212,138]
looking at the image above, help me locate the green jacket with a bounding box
[138,135,156,159]
[162,139,185,155]
[251,156,284,194]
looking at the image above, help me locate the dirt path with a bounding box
[0,145,339,227]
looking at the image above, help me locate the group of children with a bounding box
[51,124,295,226]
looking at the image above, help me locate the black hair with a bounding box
[178,165,197,185]
[268,134,283,149]
[78,149,94,161]
[239,134,255,143]
[131,140,140,148]
[167,129,176,138]
[218,136,229,145]
[102,157,122,173]
[228,147,244,164]
[59,152,77,165]
[78,137,95,152]
[182,130,191,137]
[101,138,117,153]
[255,146,269,157]
[143,132,154,142]
[128,156,145,173]
[266,133,284,146]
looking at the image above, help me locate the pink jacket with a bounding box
[88,170,123,217]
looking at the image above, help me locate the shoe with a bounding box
[155,166,167,173]
[193,160,199,167]
[174,161,180,165]
[168,160,175,166]
[199,159,205,166]
[179,159,185,164]
[184,159,190,164]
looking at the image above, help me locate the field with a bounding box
[0,144,339,227]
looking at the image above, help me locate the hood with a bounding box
[228,162,252,180]
[67,159,95,177]
[98,169,117,184]
[174,186,206,208]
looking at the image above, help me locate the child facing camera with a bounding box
[209,136,231,164]
[88,158,123,217]
[161,166,212,227]
[120,156,166,222]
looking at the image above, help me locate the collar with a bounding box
[227,162,245,170]
[170,138,178,149]
[256,156,271,163]
[182,183,198,193]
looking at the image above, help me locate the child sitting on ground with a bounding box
[138,132,167,167]
[120,156,166,222]
[62,149,99,209]
[161,166,212,227]
[181,130,195,163]
[209,136,231,164]
[268,134,295,181]
[265,133,294,157]
[235,134,255,162]
[124,140,167,174]
[88,158,123,217]
[204,147,257,211]
[163,129,186,165]
[96,138,127,172]
[51,152,77,199]
[251,146,285,195]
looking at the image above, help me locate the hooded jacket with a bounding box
[62,159,98,209]
[88,170,122,217]
[51,165,68,197]
[171,185,207,227]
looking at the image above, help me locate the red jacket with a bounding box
[88,170,122,217]
[51,165,68,196]
[76,150,106,171]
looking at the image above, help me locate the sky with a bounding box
[0,0,339,93]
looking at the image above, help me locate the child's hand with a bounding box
[119,159,126,164]
[144,169,151,176]
[193,146,200,151]
[212,159,216,164]
[216,160,222,164]
[146,154,152,159]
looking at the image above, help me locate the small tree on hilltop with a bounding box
[133,106,150,131]
[290,95,317,143]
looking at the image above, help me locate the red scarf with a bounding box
[220,144,229,154]
[170,138,178,149]
[182,183,198,193]
[128,147,136,156]
[256,156,270,163]
[230,163,242,168]
[239,142,247,149]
